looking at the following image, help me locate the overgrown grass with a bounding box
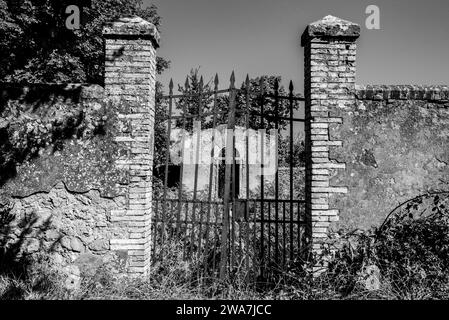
[2,193,449,300]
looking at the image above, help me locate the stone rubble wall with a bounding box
[0,83,130,276]
[7,182,125,265]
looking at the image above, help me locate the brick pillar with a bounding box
[301,16,360,258]
[103,17,160,275]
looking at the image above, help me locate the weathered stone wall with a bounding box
[330,85,449,230]
[8,183,124,263]
[0,83,129,274]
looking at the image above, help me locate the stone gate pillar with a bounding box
[103,17,160,275]
[301,16,360,258]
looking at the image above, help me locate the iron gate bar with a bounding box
[231,72,238,276]
[174,77,189,239]
[203,74,219,275]
[197,201,204,277]
[244,112,305,123]
[231,76,237,271]
[297,202,301,256]
[180,76,190,262]
[283,201,286,267]
[153,213,305,223]
[170,201,176,239]
[160,91,305,101]
[289,80,295,262]
[153,212,305,225]
[219,72,237,279]
[156,199,305,204]
[169,111,227,120]
[167,108,305,122]
[267,202,271,270]
[245,75,251,273]
[248,199,306,204]
[165,88,233,99]
[182,202,188,260]
[264,94,304,100]
[165,92,306,100]
[162,92,305,101]
[259,77,265,277]
[190,76,203,261]
[213,202,219,274]
[161,97,305,122]
[161,79,174,254]
[153,211,305,222]
[274,78,280,265]
[252,196,257,276]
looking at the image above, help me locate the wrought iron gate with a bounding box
[152,72,306,281]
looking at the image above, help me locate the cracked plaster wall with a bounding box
[330,87,449,230]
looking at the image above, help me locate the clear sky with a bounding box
[145,0,449,93]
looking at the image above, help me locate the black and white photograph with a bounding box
[0,0,449,312]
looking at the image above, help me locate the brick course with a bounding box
[301,15,360,254]
[103,17,160,275]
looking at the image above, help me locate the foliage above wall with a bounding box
[0,0,170,84]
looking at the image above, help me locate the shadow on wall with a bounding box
[0,84,85,187]
[105,46,125,63]
[0,84,108,189]
[0,84,84,111]
[0,200,62,299]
